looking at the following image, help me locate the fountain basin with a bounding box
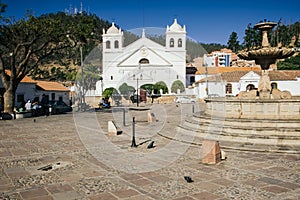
[205,97,300,120]
[238,47,295,70]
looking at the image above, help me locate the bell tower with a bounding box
[102,22,123,53]
[166,19,186,52]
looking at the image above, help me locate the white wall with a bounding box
[276,79,300,95]
[15,83,36,107]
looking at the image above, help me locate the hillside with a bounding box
[30,14,300,83]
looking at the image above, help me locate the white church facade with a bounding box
[96,19,187,95]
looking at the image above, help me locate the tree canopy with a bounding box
[278,53,300,70]
[0,9,110,112]
[171,80,185,93]
[227,32,240,52]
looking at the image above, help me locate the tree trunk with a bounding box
[3,87,15,114]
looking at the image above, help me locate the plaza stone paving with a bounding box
[0,104,299,200]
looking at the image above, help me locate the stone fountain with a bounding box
[176,21,300,153]
[238,21,295,99]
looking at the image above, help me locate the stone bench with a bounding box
[15,111,32,119]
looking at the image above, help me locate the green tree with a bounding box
[277,53,300,70]
[0,10,108,113]
[243,23,255,49]
[76,65,101,94]
[119,83,135,99]
[102,87,118,99]
[140,83,155,94]
[171,80,185,93]
[154,81,168,94]
[227,32,240,52]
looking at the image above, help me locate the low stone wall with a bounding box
[205,97,300,119]
[85,95,178,108]
[15,111,32,119]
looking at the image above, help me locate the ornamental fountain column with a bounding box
[238,21,295,99]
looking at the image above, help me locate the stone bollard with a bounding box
[147,111,156,123]
[201,140,221,164]
[108,121,122,135]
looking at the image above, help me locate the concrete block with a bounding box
[108,121,122,135]
[202,140,221,164]
[147,111,156,123]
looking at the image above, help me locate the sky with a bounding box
[3,0,300,45]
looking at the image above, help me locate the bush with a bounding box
[154,81,168,94]
[171,80,185,93]
[102,87,119,99]
[140,84,155,95]
[118,83,135,99]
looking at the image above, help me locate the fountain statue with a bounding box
[238,21,295,99]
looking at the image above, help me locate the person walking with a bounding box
[41,94,49,116]
[25,99,32,111]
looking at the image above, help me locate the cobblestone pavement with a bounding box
[0,103,299,200]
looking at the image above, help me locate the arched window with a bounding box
[271,82,278,90]
[106,41,111,49]
[170,38,174,47]
[114,40,119,48]
[246,84,255,91]
[226,83,232,94]
[178,38,182,47]
[139,58,149,64]
[110,76,113,80]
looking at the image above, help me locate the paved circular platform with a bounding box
[0,103,299,199]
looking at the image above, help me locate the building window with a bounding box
[246,84,255,91]
[111,76,113,80]
[133,74,135,80]
[51,93,55,100]
[114,40,119,48]
[106,41,111,49]
[178,38,182,47]
[139,58,149,64]
[226,83,232,94]
[59,96,63,101]
[170,38,174,47]
[271,82,278,90]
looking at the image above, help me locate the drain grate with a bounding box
[37,162,64,171]
[26,161,70,175]
[37,162,61,171]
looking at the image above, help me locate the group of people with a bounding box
[16,94,50,116]
[99,98,110,108]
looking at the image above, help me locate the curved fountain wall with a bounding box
[205,97,300,120]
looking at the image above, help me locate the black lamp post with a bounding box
[131,117,137,147]
[80,46,85,107]
[136,77,139,107]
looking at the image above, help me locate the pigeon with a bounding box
[184,176,194,183]
[147,141,155,149]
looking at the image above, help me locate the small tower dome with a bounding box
[107,22,120,34]
[167,19,186,32]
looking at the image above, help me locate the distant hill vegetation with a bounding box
[31,14,299,81]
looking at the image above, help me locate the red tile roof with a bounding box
[195,66,261,75]
[5,70,36,83]
[5,70,69,91]
[196,70,300,83]
[36,80,69,92]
